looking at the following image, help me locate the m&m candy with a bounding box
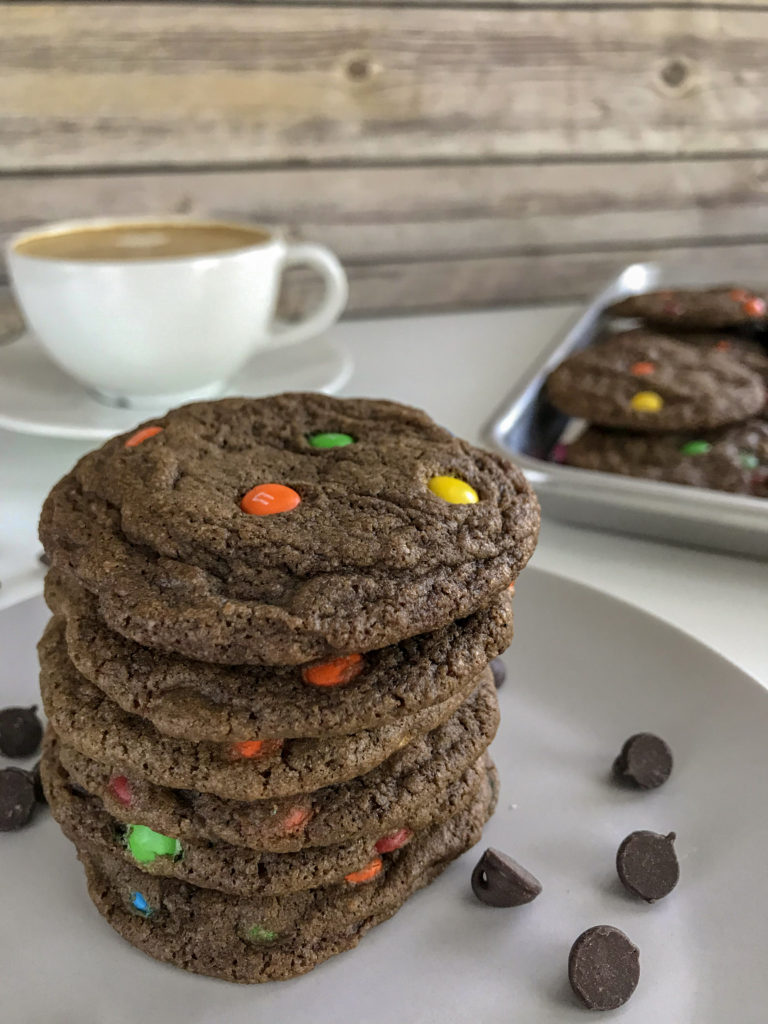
[247,924,278,944]
[281,805,313,833]
[550,443,568,464]
[630,361,655,377]
[375,828,412,854]
[679,440,711,456]
[241,484,301,516]
[230,738,283,760]
[345,856,383,884]
[630,392,664,413]
[130,891,152,917]
[108,775,133,807]
[124,426,163,448]
[126,824,181,864]
[740,451,759,470]
[302,654,364,687]
[308,432,355,449]
[428,476,479,504]
[744,297,766,317]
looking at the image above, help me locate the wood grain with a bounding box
[4,158,768,264]
[4,4,768,170]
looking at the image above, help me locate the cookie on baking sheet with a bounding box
[667,330,768,396]
[46,568,512,742]
[39,394,539,665]
[73,768,497,983]
[545,332,765,431]
[606,286,768,330]
[564,419,768,497]
[39,617,492,801]
[54,675,499,853]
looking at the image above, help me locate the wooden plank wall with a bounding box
[3,2,768,319]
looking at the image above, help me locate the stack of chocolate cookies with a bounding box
[38,394,540,983]
[545,286,768,496]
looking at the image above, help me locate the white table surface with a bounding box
[2,303,766,683]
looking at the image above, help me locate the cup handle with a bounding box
[263,242,349,349]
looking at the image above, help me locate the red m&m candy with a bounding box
[241,484,300,516]
[281,806,313,833]
[375,828,412,854]
[108,775,133,807]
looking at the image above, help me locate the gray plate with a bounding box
[4,572,768,1022]
[486,262,768,558]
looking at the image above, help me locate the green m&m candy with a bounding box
[679,440,711,456]
[308,432,355,449]
[247,924,279,943]
[126,824,181,864]
[740,451,759,470]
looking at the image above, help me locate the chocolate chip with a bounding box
[471,847,542,907]
[0,767,36,831]
[568,925,640,1011]
[490,658,506,690]
[28,761,46,805]
[0,706,43,758]
[617,830,679,903]
[613,733,673,789]
[38,551,51,567]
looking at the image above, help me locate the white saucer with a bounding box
[0,332,353,440]
[2,569,768,1022]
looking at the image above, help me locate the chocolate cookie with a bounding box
[546,332,764,431]
[75,771,497,982]
[672,331,768,388]
[54,676,499,852]
[45,739,492,898]
[40,618,493,801]
[39,395,540,665]
[46,569,513,742]
[606,286,768,330]
[565,419,768,497]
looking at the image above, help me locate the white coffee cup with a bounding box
[6,216,349,408]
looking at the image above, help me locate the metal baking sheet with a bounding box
[486,262,768,558]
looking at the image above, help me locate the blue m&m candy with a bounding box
[131,891,152,917]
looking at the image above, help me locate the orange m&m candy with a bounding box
[729,288,749,302]
[630,361,654,377]
[345,856,383,885]
[230,738,283,760]
[240,483,300,516]
[302,653,364,687]
[125,426,163,448]
[744,297,766,317]
[715,340,731,352]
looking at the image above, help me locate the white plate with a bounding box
[0,332,353,440]
[1,569,766,1024]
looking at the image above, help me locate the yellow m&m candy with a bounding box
[428,475,479,504]
[630,391,664,413]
